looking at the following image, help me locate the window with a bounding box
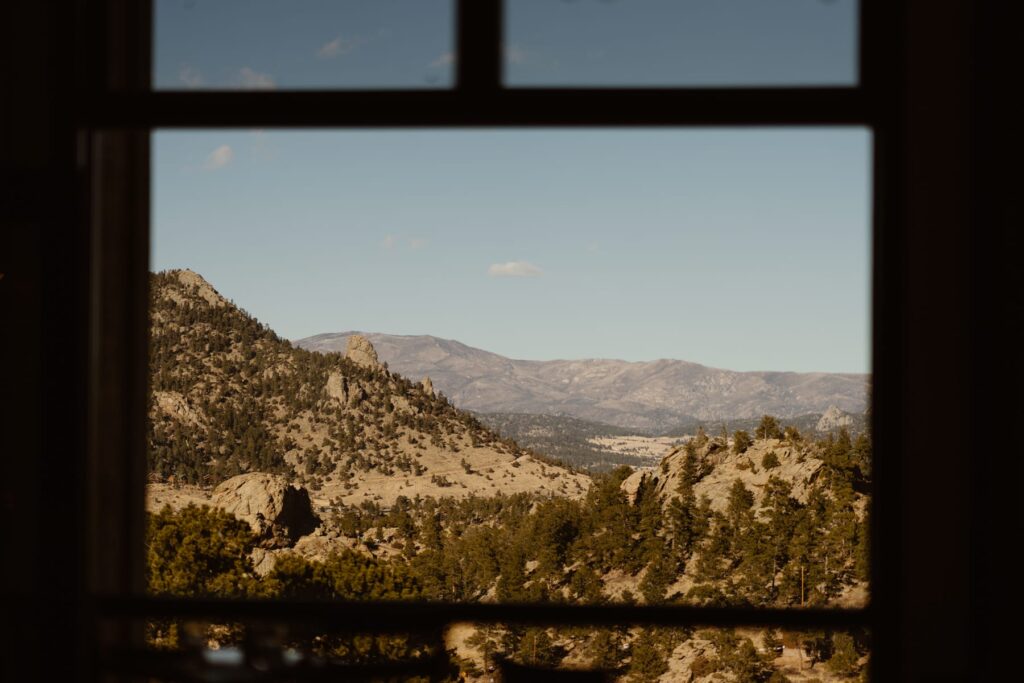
[84,0,897,680]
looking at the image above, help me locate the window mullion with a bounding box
[456,0,503,92]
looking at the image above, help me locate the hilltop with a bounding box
[295,331,868,432]
[147,270,590,506]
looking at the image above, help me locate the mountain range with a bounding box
[148,270,589,505]
[295,332,869,433]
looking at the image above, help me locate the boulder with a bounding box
[345,334,380,369]
[211,473,320,548]
[620,469,647,504]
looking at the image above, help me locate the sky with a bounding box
[153,129,871,373]
[152,1,868,373]
[154,0,857,89]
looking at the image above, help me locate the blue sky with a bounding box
[154,0,857,89]
[152,129,871,373]
[152,2,867,372]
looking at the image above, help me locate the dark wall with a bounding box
[1,1,1019,680]
[2,2,89,681]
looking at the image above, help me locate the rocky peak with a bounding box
[173,268,227,308]
[422,375,434,396]
[816,404,854,432]
[345,334,381,369]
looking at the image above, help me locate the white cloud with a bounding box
[238,67,276,89]
[178,65,204,88]
[318,35,358,59]
[429,52,455,68]
[203,145,234,171]
[382,235,397,249]
[488,261,543,278]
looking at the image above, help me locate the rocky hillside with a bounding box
[294,332,869,432]
[148,270,589,506]
[620,425,871,609]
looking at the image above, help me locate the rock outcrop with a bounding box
[623,436,824,513]
[325,371,348,403]
[345,334,380,369]
[816,404,854,432]
[422,376,434,396]
[211,473,320,548]
[175,269,227,307]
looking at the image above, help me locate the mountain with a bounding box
[147,270,589,506]
[295,332,869,433]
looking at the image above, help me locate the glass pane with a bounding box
[153,0,454,89]
[506,0,858,87]
[140,619,870,679]
[148,130,870,624]
[446,625,871,680]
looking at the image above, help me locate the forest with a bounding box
[148,426,871,681]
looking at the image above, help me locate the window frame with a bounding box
[80,0,903,679]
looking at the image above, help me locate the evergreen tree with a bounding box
[667,453,701,565]
[639,553,674,604]
[515,628,561,668]
[587,629,626,669]
[732,430,753,454]
[628,629,668,682]
[147,504,260,598]
[827,632,860,676]
[569,565,606,604]
[755,415,783,440]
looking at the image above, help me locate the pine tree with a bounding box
[667,449,701,565]
[515,628,561,668]
[587,629,626,669]
[827,632,860,676]
[755,415,783,440]
[733,430,753,454]
[147,504,260,598]
[639,554,674,604]
[628,629,668,682]
[726,479,755,558]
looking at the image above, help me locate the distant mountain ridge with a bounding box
[294,332,869,433]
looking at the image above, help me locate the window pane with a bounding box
[505,0,858,87]
[153,0,454,89]
[140,620,871,680]
[448,625,871,679]
[148,130,870,626]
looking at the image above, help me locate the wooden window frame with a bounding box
[74,0,912,679]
